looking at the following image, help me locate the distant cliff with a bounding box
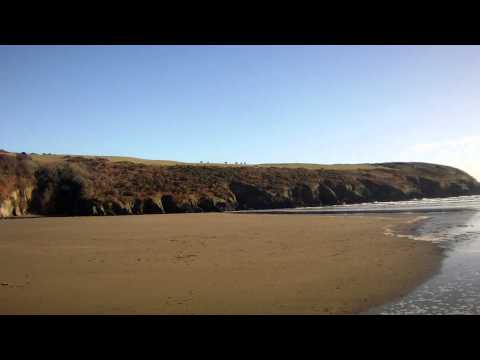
[1,152,479,217]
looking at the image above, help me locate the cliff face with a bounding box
[0,187,34,217]
[1,153,479,217]
[0,153,36,217]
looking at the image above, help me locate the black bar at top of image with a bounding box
[1,20,480,45]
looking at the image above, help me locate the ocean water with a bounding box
[367,207,480,315]
[240,195,480,314]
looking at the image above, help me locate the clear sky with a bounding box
[1,45,479,180]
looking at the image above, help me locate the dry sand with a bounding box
[0,213,442,314]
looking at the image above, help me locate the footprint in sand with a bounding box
[174,253,199,265]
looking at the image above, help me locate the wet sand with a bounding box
[0,213,442,314]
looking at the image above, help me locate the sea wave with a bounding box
[239,195,480,214]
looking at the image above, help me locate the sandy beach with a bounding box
[0,213,442,314]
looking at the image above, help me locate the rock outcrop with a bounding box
[0,187,34,217]
[1,153,479,217]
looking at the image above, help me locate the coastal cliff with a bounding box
[1,152,479,217]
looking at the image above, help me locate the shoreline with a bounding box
[366,214,446,312]
[0,213,442,314]
[368,210,480,314]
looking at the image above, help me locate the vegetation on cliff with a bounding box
[1,152,479,217]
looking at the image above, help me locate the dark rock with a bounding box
[359,179,408,202]
[92,204,106,216]
[446,182,472,196]
[317,182,338,205]
[229,181,275,210]
[417,177,443,197]
[161,194,184,213]
[324,181,356,203]
[143,197,165,214]
[132,199,144,214]
[291,184,316,206]
[198,197,217,212]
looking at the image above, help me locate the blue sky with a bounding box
[1,45,479,179]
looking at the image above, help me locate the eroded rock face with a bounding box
[230,181,274,210]
[359,179,408,202]
[0,187,33,217]
[417,177,444,197]
[291,183,316,206]
[143,197,165,214]
[197,196,236,212]
[322,180,362,204]
[161,194,183,213]
[317,183,338,205]
[446,182,471,196]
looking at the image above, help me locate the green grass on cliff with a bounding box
[26,153,389,170]
[255,163,388,171]
[29,154,182,166]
